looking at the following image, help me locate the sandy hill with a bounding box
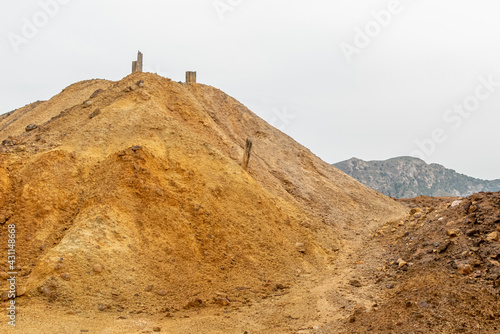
[0,73,406,332]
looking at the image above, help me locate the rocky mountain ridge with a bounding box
[334,156,500,198]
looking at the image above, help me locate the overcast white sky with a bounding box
[1,0,499,179]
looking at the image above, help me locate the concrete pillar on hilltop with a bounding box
[132,51,143,73]
[136,51,143,72]
[186,71,197,84]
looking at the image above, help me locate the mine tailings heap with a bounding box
[0,72,406,312]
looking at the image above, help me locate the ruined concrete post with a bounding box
[241,138,253,170]
[186,71,197,84]
[132,51,143,73]
[137,51,143,72]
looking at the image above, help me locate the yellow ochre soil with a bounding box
[6,72,483,333]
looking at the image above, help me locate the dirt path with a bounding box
[309,218,392,333]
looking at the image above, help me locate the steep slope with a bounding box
[0,79,113,143]
[334,157,500,198]
[0,73,406,327]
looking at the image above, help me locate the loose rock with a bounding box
[457,264,473,275]
[156,290,167,296]
[217,298,230,306]
[39,286,51,296]
[93,264,103,273]
[184,299,203,309]
[60,273,71,281]
[397,258,408,268]
[410,208,422,215]
[468,205,478,214]
[437,240,451,253]
[295,242,306,253]
[1,291,9,301]
[470,259,482,267]
[466,229,479,237]
[25,124,37,132]
[16,286,27,297]
[487,231,499,242]
[350,279,362,287]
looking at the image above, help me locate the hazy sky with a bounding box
[1,0,499,179]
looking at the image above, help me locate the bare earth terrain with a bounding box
[0,73,498,333]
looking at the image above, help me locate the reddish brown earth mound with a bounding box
[329,193,500,334]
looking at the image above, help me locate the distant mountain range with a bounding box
[333,157,500,198]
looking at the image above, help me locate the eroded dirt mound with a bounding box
[335,193,500,334]
[0,80,112,144]
[0,72,406,327]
